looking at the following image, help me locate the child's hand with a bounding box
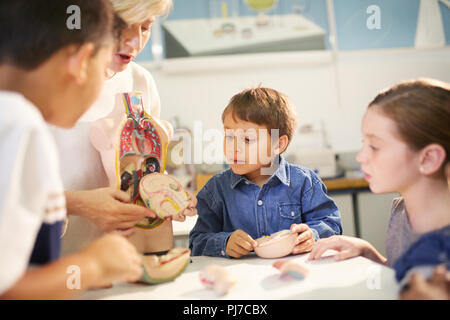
[400,265,450,300]
[308,235,373,261]
[181,191,198,218]
[290,224,315,254]
[83,233,143,287]
[226,230,257,258]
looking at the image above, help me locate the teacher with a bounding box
[51,0,197,256]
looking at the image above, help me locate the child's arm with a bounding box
[308,235,387,264]
[188,186,232,258]
[300,175,342,240]
[0,234,142,299]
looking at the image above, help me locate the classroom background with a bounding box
[130,0,450,256]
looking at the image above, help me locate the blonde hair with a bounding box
[109,0,172,24]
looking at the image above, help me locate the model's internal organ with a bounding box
[139,172,191,220]
[254,229,298,258]
[199,264,236,296]
[140,248,191,284]
[272,260,309,280]
[117,92,169,228]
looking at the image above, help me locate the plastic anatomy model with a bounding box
[140,248,191,284]
[116,92,170,227]
[199,264,236,296]
[254,229,298,258]
[113,92,195,224]
[139,172,191,221]
[90,91,194,284]
[272,260,309,280]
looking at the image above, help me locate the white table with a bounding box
[76,250,400,300]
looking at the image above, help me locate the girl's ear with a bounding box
[419,143,447,175]
[273,135,289,155]
[67,42,95,85]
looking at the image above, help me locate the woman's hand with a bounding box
[65,188,157,234]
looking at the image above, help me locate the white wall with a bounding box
[142,47,450,154]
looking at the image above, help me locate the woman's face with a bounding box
[356,107,421,194]
[109,17,156,73]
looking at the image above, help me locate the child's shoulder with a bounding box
[0,91,44,129]
[285,160,323,188]
[196,168,233,203]
[203,168,234,189]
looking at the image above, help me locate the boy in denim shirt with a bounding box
[189,87,342,258]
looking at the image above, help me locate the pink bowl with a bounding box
[254,230,298,259]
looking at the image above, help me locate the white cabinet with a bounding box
[357,192,399,257]
[172,216,198,248]
[330,194,356,237]
[330,192,398,257]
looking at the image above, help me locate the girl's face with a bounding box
[356,108,421,194]
[223,112,274,181]
[109,17,155,73]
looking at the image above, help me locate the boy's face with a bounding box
[109,17,155,73]
[223,112,276,179]
[57,44,113,128]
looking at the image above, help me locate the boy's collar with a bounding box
[229,155,290,189]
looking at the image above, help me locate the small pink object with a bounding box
[273,260,309,280]
[254,230,298,259]
[199,265,236,296]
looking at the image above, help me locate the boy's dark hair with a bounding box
[0,0,114,70]
[222,87,298,143]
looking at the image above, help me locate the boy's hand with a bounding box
[290,224,315,254]
[83,233,143,287]
[226,230,257,258]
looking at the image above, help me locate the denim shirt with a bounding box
[189,156,342,258]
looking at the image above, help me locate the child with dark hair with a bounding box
[189,87,342,258]
[0,0,143,299]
